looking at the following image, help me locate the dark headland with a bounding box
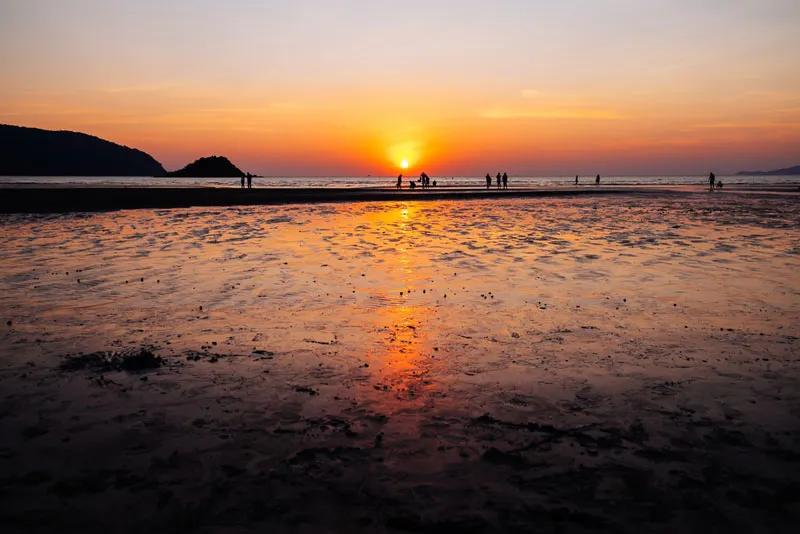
[735,165,800,176]
[0,125,253,180]
[0,124,166,177]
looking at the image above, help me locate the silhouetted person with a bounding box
[240,176,245,188]
[575,175,579,185]
[409,181,416,190]
[502,172,508,189]
[485,173,491,189]
[432,180,437,187]
[716,180,723,190]
[247,175,252,189]
[496,172,501,189]
[595,174,600,185]
[709,172,716,191]
[397,174,402,189]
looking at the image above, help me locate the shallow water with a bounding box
[1,173,799,188]
[1,193,799,532]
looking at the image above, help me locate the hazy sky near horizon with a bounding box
[1,0,798,175]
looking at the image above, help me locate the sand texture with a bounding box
[1,191,799,532]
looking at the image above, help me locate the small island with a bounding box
[735,165,800,176]
[168,156,248,178]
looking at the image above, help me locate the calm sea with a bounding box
[0,175,797,188]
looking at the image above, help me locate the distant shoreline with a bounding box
[1,184,798,214]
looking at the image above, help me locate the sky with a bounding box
[1,0,798,175]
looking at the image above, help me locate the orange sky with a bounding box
[1,0,798,175]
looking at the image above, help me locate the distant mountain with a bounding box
[0,124,166,176]
[735,165,800,176]
[168,156,246,178]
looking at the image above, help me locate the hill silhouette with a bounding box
[0,124,166,176]
[736,165,800,176]
[168,156,246,178]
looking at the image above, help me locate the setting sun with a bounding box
[401,160,409,169]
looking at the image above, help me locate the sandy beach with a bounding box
[1,189,799,532]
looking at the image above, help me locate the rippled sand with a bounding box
[1,193,799,532]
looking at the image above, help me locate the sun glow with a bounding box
[387,141,421,173]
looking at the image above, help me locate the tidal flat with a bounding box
[1,192,799,533]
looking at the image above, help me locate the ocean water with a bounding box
[0,174,798,188]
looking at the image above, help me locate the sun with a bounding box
[401,160,409,169]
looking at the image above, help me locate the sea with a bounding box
[0,174,797,188]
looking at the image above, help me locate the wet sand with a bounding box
[0,184,647,214]
[1,191,799,532]
[2,183,798,214]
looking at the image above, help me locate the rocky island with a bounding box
[167,156,248,178]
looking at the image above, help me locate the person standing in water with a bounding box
[502,172,508,189]
[397,174,402,189]
[485,173,491,189]
[496,172,502,189]
[595,174,600,185]
[709,172,716,191]
[247,175,252,189]
[240,176,245,188]
[575,175,579,185]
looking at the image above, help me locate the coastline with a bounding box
[1,184,798,214]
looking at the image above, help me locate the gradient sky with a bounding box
[1,0,798,175]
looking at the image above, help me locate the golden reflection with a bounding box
[353,202,441,403]
[367,297,440,403]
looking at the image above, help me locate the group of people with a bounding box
[485,172,509,189]
[244,172,724,191]
[709,172,724,190]
[396,173,436,190]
